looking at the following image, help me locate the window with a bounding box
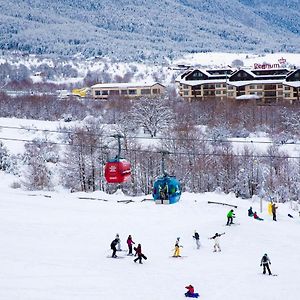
[215,84,221,88]
[102,90,108,95]
[284,93,290,98]
[249,85,255,89]
[109,90,120,95]
[228,85,234,90]
[141,89,151,95]
[184,91,189,96]
[256,85,263,89]
[183,85,189,89]
[277,91,283,96]
[95,90,101,96]
[277,84,283,89]
[284,86,290,91]
[128,89,137,95]
[216,90,221,94]
[152,88,160,94]
[228,92,234,97]
[121,90,127,95]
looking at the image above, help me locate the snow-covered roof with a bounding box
[283,81,300,88]
[91,82,164,89]
[180,79,227,86]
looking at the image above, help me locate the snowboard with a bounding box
[106,255,125,259]
[258,273,278,276]
[185,292,199,298]
[170,255,188,258]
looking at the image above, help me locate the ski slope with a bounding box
[0,174,299,300]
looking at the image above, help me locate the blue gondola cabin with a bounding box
[153,175,181,204]
[104,158,131,184]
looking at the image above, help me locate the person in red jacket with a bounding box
[133,244,147,264]
[127,235,135,256]
[253,211,264,221]
[185,285,199,298]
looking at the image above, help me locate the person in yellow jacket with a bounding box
[173,237,183,257]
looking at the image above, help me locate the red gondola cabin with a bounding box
[104,158,131,184]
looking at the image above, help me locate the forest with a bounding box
[1,88,300,203]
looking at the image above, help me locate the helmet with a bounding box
[177,237,180,240]
[264,253,267,256]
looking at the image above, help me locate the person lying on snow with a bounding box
[185,285,199,298]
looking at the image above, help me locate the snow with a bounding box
[0,173,299,300]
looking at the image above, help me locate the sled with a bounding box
[185,292,199,298]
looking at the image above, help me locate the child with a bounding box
[134,244,147,264]
[173,237,182,257]
[253,211,264,221]
[185,285,199,298]
[248,206,254,217]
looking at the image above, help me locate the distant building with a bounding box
[177,68,300,103]
[90,82,165,99]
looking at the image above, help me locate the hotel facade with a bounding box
[91,82,165,100]
[177,68,300,103]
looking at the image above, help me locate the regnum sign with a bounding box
[254,63,280,69]
[254,57,287,69]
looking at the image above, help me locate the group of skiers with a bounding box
[109,205,277,298]
[110,234,147,264]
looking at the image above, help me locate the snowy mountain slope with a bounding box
[0,0,299,61]
[0,173,299,300]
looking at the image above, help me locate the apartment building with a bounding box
[91,82,165,99]
[177,68,300,103]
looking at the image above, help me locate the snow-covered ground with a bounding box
[0,172,299,300]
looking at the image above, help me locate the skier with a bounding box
[193,230,201,249]
[253,211,264,221]
[133,244,147,264]
[115,233,122,251]
[226,209,235,225]
[184,284,199,298]
[260,253,272,275]
[173,237,183,257]
[272,203,278,221]
[110,238,119,258]
[209,232,225,252]
[248,206,254,217]
[127,234,135,256]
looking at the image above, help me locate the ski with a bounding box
[106,256,125,259]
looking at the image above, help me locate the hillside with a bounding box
[0,172,299,300]
[0,0,300,61]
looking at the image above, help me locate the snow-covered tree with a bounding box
[129,96,174,137]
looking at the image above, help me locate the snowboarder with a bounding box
[127,234,135,256]
[115,233,122,251]
[193,230,201,249]
[226,209,235,225]
[248,206,254,217]
[173,237,183,257]
[185,285,199,298]
[209,232,225,252]
[260,253,272,275]
[271,203,278,221]
[133,244,147,264]
[110,238,119,258]
[253,211,264,221]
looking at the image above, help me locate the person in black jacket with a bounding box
[110,238,119,258]
[260,253,272,275]
[193,230,201,249]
